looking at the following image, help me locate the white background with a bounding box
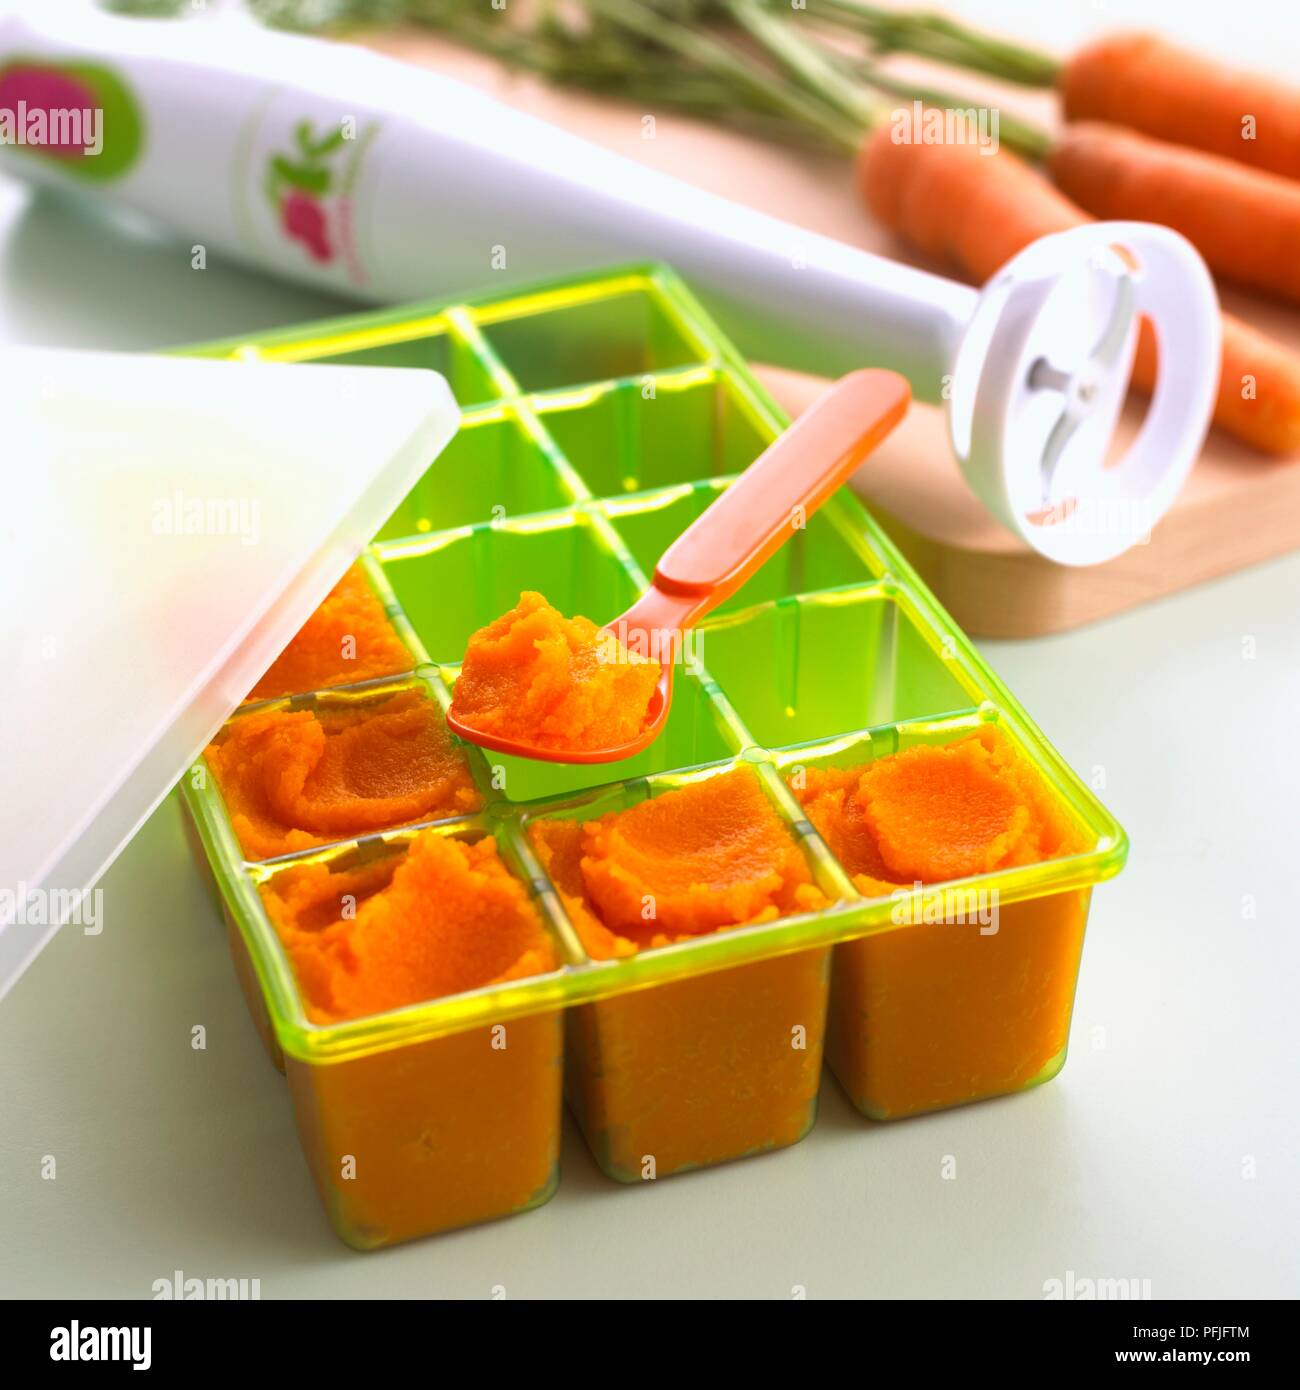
[0,0,1296,1298]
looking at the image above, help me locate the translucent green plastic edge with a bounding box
[176,263,1128,1066]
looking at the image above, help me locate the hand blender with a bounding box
[0,6,1220,564]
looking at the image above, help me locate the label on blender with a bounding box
[237,90,383,291]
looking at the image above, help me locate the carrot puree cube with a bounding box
[529,766,830,1179]
[259,831,563,1246]
[449,591,660,753]
[286,1012,562,1248]
[205,688,480,861]
[825,887,1091,1120]
[788,726,1093,1118]
[246,563,413,702]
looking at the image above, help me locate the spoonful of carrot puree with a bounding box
[447,370,911,764]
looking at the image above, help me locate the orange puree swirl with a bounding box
[791,727,1082,894]
[206,690,480,861]
[261,832,555,1023]
[530,767,826,957]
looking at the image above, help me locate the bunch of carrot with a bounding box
[859,28,1300,455]
[249,0,1300,454]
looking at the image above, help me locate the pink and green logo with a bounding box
[0,58,142,179]
[264,119,350,266]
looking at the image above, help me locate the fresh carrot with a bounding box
[1048,122,1300,306]
[859,122,1300,455]
[859,121,1079,282]
[1141,314,1300,458]
[1060,32,1300,182]
[859,94,1300,309]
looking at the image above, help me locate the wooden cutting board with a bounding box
[365,28,1300,638]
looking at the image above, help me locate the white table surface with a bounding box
[1,22,1298,1298]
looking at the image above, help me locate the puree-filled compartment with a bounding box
[788,724,1083,891]
[245,563,414,703]
[529,764,826,953]
[260,828,557,1024]
[528,765,831,1180]
[255,829,564,1247]
[206,687,480,861]
[787,724,1095,1120]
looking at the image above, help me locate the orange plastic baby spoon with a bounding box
[447,368,911,764]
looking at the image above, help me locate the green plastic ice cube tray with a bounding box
[180,265,1127,1066]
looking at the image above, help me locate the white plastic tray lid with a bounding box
[0,345,458,999]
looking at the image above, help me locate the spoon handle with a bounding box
[650,370,910,625]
